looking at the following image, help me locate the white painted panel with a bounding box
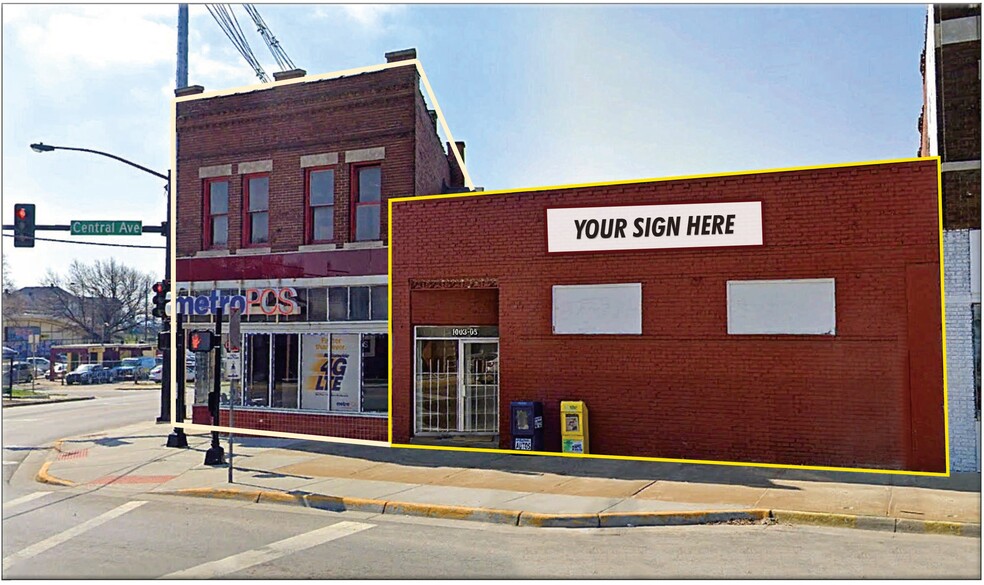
[727,279,836,335]
[552,283,642,335]
[547,201,762,253]
[971,230,981,300]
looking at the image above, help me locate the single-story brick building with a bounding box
[389,159,947,472]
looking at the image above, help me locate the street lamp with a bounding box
[30,141,186,448]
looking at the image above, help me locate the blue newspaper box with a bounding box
[510,401,543,451]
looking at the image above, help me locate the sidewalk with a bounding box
[36,421,981,534]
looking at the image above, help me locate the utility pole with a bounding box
[177,5,189,89]
[164,3,189,447]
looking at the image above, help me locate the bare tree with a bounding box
[40,258,155,343]
[2,257,22,330]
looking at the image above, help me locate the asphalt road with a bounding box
[2,384,163,485]
[1,388,979,579]
[1,490,979,579]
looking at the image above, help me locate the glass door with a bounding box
[414,334,499,435]
[415,339,458,433]
[462,341,499,433]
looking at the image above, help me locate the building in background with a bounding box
[3,286,98,359]
[919,3,981,471]
[174,49,466,441]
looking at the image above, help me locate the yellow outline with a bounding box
[388,156,950,477]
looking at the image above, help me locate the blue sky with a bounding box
[2,3,927,288]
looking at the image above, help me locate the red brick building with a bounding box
[174,50,464,441]
[390,160,946,472]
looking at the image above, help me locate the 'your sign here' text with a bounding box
[546,201,763,253]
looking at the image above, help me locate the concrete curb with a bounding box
[157,487,982,537]
[31,440,981,538]
[3,396,95,408]
[770,510,980,538]
[35,461,77,487]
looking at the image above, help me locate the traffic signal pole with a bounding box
[204,306,225,466]
[166,309,188,448]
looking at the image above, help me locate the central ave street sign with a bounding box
[70,220,143,236]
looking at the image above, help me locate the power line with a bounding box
[206,4,270,83]
[2,234,165,250]
[242,4,296,72]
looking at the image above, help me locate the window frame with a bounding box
[202,177,230,250]
[350,163,382,241]
[241,172,271,248]
[304,166,336,244]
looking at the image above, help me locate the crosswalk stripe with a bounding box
[161,520,375,579]
[2,500,146,571]
[3,492,51,510]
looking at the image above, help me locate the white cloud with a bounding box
[12,6,175,71]
[313,4,406,32]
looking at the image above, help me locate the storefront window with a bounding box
[271,334,299,408]
[328,285,387,321]
[245,333,270,406]
[349,287,370,320]
[328,287,348,320]
[371,286,388,321]
[307,288,327,321]
[362,334,388,412]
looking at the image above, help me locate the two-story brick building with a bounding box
[174,49,465,441]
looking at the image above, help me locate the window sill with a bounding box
[297,243,339,252]
[195,249,231,258]
[342,241,385,250]
[236,247,272,256]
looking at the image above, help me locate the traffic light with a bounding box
[151,281,169,319]
[13,203,35,248]
[188,330,216,353]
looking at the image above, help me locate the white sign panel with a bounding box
[224,351,241,380]
[547,201,763,253]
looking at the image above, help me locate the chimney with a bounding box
[174,85,205,97]
[273,68,306,81]
[385,48,417,63]
[447,141,466,192]
[428,109,438,131]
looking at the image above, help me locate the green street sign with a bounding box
[70,220,143,236]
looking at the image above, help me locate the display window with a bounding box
[219,331,388,415]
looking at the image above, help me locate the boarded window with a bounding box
[552,283,642,335]
[727,279,836,335]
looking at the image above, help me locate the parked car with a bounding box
[24,356,51,370]
[147,364,196,383]
[2,362,34,385]
[49,362,68,380]
[111,356,158,381]
[65,364,113,385]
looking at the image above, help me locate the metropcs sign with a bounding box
[174,287,300,316]
[546,201,763,253]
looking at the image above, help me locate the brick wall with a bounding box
[410,289,499,325]
[390,161,946,471]
[413,92,451,197]
[944,229,981,471]
[191,405,387,442]
[176,65,455,259]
